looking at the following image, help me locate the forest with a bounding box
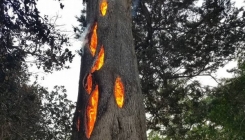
[1,0,245,139]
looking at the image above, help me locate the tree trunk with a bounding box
[71,0,147,139]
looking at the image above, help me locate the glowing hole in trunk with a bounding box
[100,0,108,16]
[114,77,124,108]
[91,46,104,73]
[85,73,93,94]
[89,23,98,56]
[86,85,99,138]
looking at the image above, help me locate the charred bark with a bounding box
[71,0,147,139]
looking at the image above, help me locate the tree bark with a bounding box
[72,0,147,139]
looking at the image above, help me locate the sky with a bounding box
[35,0,83,102]
[34,0,244,102]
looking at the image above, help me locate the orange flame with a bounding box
[85,73,93,94]
[100,0,108,16]
[86,85,99,138]
[89,23,98,56]
[91,46,105,73]
[114,77,124,108]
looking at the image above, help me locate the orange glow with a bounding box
[77,117,80,131]
[85,73,93,94]
[114,77,124,108]
[77,110,81,131]
[89,23,98,56]
[86,85,99,138]
[91,46,105,73]
[100,0,108,16]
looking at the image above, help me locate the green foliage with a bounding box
[73,8,87,39]
[40,85,75,140]
[0,52,75,139]
[0,83,75,140]
[148,63,245,139]
[203,65,245,139]
[1,0,74,73]
[148,130,164,140]
[0,78,42,139]
[132,0,245,138]
[1,0,76,139]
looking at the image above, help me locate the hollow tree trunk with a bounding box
[71,0,147,139]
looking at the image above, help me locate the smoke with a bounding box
[79,24,91,56]
[132,0,140,17]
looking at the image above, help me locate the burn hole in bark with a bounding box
[84,73,93,94]
[100,0,108,16]
[91,46,105,73]
[85,84,99,138]
[114,77,125,108]
[89,23,98,57]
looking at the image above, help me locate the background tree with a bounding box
[0,34,75,139]
[0,45,75,139]
[1,0,75,139]
[1,0,74,73]
[156,62,245,140]
[199,61,245,140]
[133,0,245,138]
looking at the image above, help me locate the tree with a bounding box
[0,48,75,139]
[0,56,42,139]
[39,85,75,140]
[72,0,147,139]
[0,83,75,140]
[0,34,75,139]
[171,62,245,140]
[1,0,74,73]
[75,0,245,139]
[148,130,164,140]
[201,62,245,140]
[132,0,245,137]
[1,0,76,139]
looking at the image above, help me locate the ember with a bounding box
[86,85,99,138]
[91,46,104,73]
[100,0,108,16]
[85,73,93,94]
[89,23,98,56]
[114,77,124,108]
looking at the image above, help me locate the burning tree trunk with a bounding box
[71,0,147,139]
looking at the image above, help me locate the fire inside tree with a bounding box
[71,0,147,139]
